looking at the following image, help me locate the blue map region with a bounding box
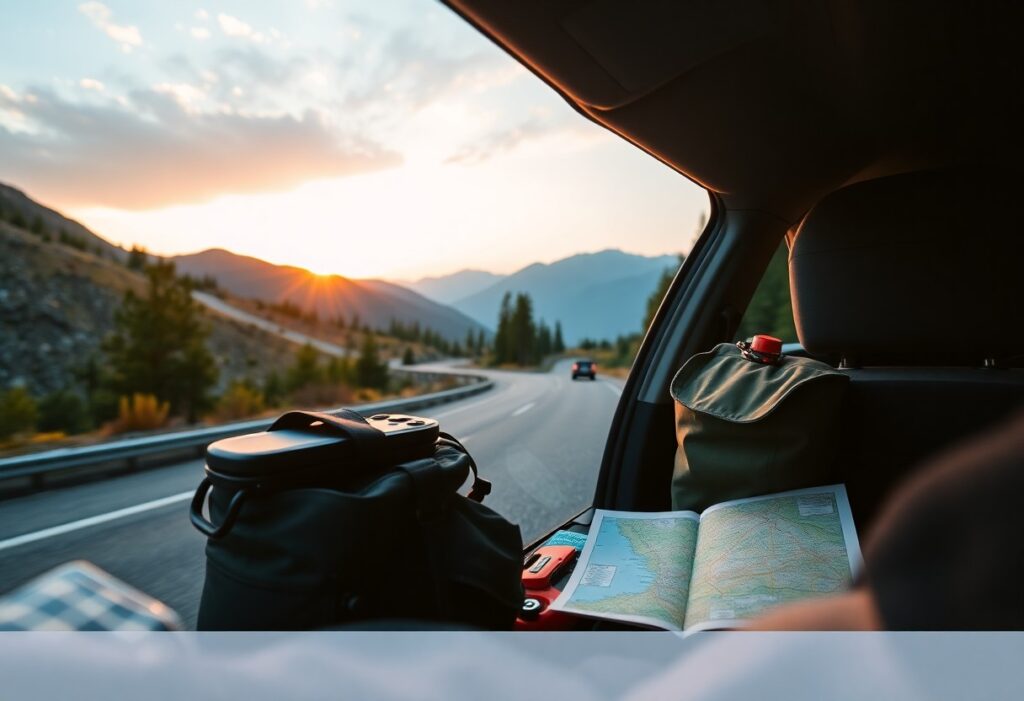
[567,518,655,603]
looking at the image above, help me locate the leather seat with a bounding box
[790,170,1024,527]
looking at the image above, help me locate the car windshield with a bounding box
[0,1,708,626]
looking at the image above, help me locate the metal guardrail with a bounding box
[0,374,493,490]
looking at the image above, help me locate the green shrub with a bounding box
[212,382,266,421]
[37,390,92,435]
[0,387,38,439]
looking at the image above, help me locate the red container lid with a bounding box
[751,334,782,356]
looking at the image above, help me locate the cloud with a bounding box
[0,9,544,210]
[217,13,265,43]
[335,29,511,118]
[217,13,251,37]
[0,86,400,209]
[78,2,142,52]
[190,27,210,40]
[445,117,566,165]
[79,78,105,92]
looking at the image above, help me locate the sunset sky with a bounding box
[0,1,708,280]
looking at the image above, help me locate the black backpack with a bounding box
[190,410,524,630]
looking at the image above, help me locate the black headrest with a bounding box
[790,170,1024,366]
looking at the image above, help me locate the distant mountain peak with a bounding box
[450,248,681,344]
[404,268,504,306]
[173,248,486,341]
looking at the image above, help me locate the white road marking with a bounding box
[602,382,623,397]
[0,491,194,553]
[511,402,535,417]
[431,391,503,419]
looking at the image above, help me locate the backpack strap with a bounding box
[269,410,385,463]
[438,432,491,502]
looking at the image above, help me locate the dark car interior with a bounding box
[444,0,1024,540]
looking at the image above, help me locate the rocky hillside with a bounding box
[0,220,297,398]
[0,183,126,262]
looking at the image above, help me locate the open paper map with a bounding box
[551,484,861,632]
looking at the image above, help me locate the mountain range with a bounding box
[171,249,487,342]
[404,269,503,305]
[410,250,680,344]
[2,179,680,349]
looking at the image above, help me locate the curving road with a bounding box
[0,360,624,628]
[193,291,351,357]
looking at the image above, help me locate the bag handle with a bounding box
[270,409,385,465]
[190,477,246,539]
[439,431,491,502]
[192,410,384,540]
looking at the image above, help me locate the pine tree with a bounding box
[326,355,352,385]
[537,320,552,358]
[101,261,217,422]
[263,371,284,407]
[553,321,566,354]
[735,243,797,341]
[493,292,513,365]
[511,293,537,365]
[286,343,323,392]
[355,332,388,390]
[126,245,149,271]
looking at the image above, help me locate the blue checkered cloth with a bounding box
[0,561,183,631]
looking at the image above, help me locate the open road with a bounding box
[0,359,624,628]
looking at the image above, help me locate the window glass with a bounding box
[734,242,798,343]
[0,1,708,619]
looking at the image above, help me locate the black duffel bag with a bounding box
[190,410,524,631]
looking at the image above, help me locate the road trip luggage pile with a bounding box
[190,409,523,630]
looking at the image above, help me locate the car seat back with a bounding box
[790,169,1024,526]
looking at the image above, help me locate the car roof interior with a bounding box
[445,0,1024,533]
[445,0,1023,220]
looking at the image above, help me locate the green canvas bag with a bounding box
[670,341,849,511]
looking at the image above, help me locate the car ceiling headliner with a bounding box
[444,0,1024,223]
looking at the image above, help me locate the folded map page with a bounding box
[551,484,862,632]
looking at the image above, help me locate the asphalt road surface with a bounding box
[0,359,624,628]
